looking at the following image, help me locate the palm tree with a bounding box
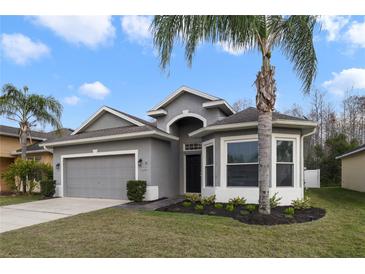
[0,84,63,193]
[151,16,317,214]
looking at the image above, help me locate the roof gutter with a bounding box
[335,146,365,160]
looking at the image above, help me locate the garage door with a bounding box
[64,154,135,199]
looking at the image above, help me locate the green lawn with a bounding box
[0,194,42,206]
[0,188,364,257]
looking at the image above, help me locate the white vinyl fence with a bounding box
[304,169,321,188]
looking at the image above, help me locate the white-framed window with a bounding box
[27,156,41,162]
[226,140,258,187]
[276,140,294,187]
[202,140,215,187]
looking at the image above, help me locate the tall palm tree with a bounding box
[0,84,63,192]
[151,16,317,214]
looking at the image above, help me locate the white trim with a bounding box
[189,120,317,137]
[41,130,179,147]
[300,128,316,187]
[146,109,167,117]
[202,139,215,188]
[202,100,236,114]
[71,106,145,135]
[166,112,207,133]
[150,86,219,111]
[220,135,258,188]
[60,149,138,197]
[336,146,365,159]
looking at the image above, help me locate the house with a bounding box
[336,144,365,192]
[41,86,317,205]
[0,125,72,193]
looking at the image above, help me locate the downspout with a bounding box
[300,127,317,190]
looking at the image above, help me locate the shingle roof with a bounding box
[210,107,311,126]
[0,125,50,139]
[107,106,156,127]
[336,144,365,159]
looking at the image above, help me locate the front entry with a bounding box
[186,154,201,193]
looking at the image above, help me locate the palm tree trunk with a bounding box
[20,128,27,193]
[255,56,276,215]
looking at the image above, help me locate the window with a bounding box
[276,140,294,187]
[27,156,41,162]
[184,143,202,151]
[205,145,214,186]
[227,141,258,187]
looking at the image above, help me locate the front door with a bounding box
[186,154,201,193]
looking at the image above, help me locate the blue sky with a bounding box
[1,16,364,130]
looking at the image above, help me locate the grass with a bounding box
[0,194,42,206]
[0,188,364,257]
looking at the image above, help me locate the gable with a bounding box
[82,112,135,133]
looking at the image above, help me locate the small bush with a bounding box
[127,180,147,202]
[270,192,282,208]
[40,179,56,197]
[228,196,246,207]
[214,203,223,209]
[239,210,249,215]
[245,204,257,213]
[291,197,311,210]
[184,193,201,203]
[195,204,204,212]
[201,195,216,206]
[225,203,235,212]
[284,207,295,217]
[182,201,192,208]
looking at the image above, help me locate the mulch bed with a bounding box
[156,201,326,226]
[126,197,167,206]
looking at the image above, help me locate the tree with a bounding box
[151,16,317,214]
[232,98,253,112]
[284,103,304,118]
[0,84,62,193]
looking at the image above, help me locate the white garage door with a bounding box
[64,154,135,199]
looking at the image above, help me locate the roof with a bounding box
[0,125,49,140]
[41,125,179,147]
[189,107,317,137]
[336,144,365,159]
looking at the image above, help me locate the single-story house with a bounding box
[0,125,72,193]
[41,86,317,205]
[336,144,365,192]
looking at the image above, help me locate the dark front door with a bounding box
[186,154,201,193]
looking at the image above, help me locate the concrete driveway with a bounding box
[0,197,127,233]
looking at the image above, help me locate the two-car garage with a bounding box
[62,151,137,200]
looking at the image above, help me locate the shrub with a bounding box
[228,196,246,207]
[239,210,249,215]
[291,197,311,210]
[201,195,216,206]
[225,203,235,212]
[245,204,257,213]
[184,193,201,203]
[270,192,282,208]
[214,203,223,209]
[127,180,147,202]
[284,207,295,217]
[182,201,192,208]
[40,179,56,197]
[194,204,204,212]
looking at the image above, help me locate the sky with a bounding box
[0,15,365,131]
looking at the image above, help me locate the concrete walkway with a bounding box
[117,197,184,210]
[0,197,127,233]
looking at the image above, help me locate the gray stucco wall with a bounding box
[83,112,134,132]
[155,92,227,131]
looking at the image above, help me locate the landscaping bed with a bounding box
[157,201,326,225]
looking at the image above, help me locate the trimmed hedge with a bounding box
[127,180,147,202]
[40,179,56,197]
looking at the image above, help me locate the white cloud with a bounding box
[121,16,152,45]
[1,33,50,65]
[218,41,247,56]
[79,81,110,100]
[322,68,365,96]
[31,16,115,48]
[318,16,350,41]
[345,19,365,48]
[63,96,80,106]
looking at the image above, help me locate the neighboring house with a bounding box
[336,144,365,192]
[0,125,72,193]
[41,86,317,205]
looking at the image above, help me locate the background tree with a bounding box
[232,98,253,112]
[0,84,63,193]
[151,16,317,214]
